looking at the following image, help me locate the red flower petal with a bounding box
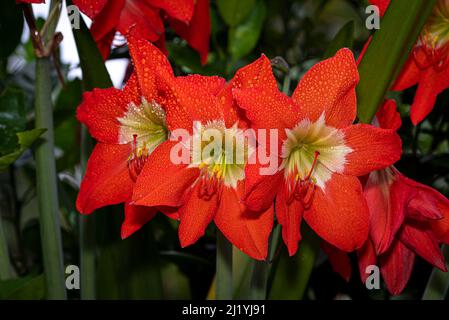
[149,0,195,23]
[72,0,108,19]
[159,75,225,132]
[369,0,390,17]
[170,0,210,64]
[232,54,278,91]
[233,87,299,138]
[357,239,377,284]
[275,183,303,256]
[292,48,359,128]
[322,242,352,282]
[178,183,219,247]
[380,239,415,295]
[364,170,409,254]
[121,203,158,239]
[90,0,125,54]
[343,124,402,176]
[392,55,421,92]
[76,143,133,214]
[214,184,273,261]
[401,173,449,220]
[399,223,447,271]
[118,1,164,41]
[133,141,199,207]
[376,99,402,131]
[76,73,140,144]
[304,174,369,251]
[127,35,174,101]
[94,29,116,60]
[222,54,278,127]
[432,204,449,244]
[243,160,283,212]
[409,65,449,125]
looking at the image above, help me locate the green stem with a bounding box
[268,224,320,300]
[35,57,66,300]
[216,231,233,299]
[79,127,96,300]
[248,224,281,300]
[422,245,449,300]
[0,215,12,280]
[250,261,269,300]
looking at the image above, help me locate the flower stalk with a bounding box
[216,231,233,299]
[23,2,66,299]
[34,57,67,299]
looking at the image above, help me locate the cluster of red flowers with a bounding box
[22,0,449,296]
[76,34,449,294]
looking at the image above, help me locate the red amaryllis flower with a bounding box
[73,0,210,63]
[356,99,449,295]
[76,36,204,238]
[367,0,449,125]
[233,49,402,256]
[131,49,277,260]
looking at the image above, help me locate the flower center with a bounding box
[117,98,168,181]
[190,121,248,198]
[415,0,449,70]
[280,113,352,202]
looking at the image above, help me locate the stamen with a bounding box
[286,151,320,207]
[127,134,149,182]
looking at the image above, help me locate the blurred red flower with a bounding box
[358,99,449,295]
[325,100,449,295]
[233,49,402,256]
[73,0,210,64]
[368,0,449,125]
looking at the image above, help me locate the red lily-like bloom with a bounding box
[131,52,278,260]
[73,0,210,63]
[356,99,449,295]
[368,0,449,125]
[76,36,216,238]
[233,49,402,256]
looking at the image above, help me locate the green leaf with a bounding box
[217,0,256,26]
[0,274,45,299]
[323,20,354,59]
[228,1,266,60]
[0,128,46,172]
[357,0,437,123]
[0,88,26,155]
[0,0,24,60]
